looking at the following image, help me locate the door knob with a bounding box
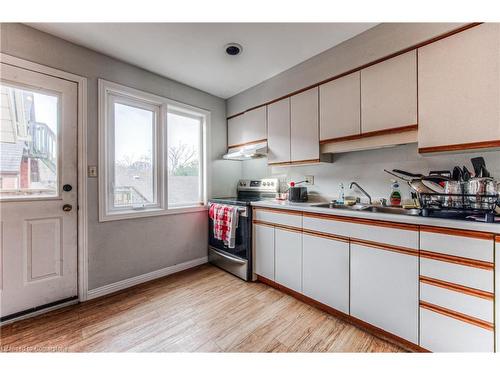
[62,204,73,212]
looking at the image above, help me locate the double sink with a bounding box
[312,202,421,216]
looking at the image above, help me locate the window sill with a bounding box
[99,205,208,222]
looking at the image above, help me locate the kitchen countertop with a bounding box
[251,200,500,234]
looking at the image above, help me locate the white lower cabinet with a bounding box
[420,307,494,352]
[302,234,349,314]
[275,228,302,292]
[253,207,497,352]
[350,243,419,344]
[254,223,275,280]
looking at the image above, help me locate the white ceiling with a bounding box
[28,23,377,98]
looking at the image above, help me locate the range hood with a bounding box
[222,141,267,161]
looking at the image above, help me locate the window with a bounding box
[99,80,208,221]
[167,109,204,208]
[0,84,60,199]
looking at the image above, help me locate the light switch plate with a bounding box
[88,166,98,177]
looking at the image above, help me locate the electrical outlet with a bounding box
[304,175,314,185]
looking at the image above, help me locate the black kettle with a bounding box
[288,181,308,202]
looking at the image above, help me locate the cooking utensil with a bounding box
[442,181,463,208]
[452,166,463,181]
[422,180,445,194]
[429,170,452,179]
[392,169,450,184]
[384,169,435,194]
[464,177,497,209]
[480,165,491,178]
[462,166,471,181]
[471,157,486,177]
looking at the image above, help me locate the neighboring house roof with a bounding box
[0,141,25,174]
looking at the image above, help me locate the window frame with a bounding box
[98,79,209,222]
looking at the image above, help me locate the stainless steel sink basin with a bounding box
[312,203,370,211]
[363,206,421,216]
[312,203,421,216]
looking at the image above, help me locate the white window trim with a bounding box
[98,79,209,222]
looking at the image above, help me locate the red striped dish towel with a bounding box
[209,203,239,248]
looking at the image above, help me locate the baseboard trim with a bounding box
[86,256,208,300]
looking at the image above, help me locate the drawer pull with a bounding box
[420,276,493,300]
[302,228,349,242]
[420,250,494,270]
[420,301,494,331]
[253,220,302,233]
[351,238,418,257]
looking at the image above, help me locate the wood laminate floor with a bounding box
[0,264,405,352]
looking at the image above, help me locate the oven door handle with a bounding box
[209,247,247,265]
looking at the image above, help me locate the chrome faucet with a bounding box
[349,182,372,204]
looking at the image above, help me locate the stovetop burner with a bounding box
[209,178,280,206]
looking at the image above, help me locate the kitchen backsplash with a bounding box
[241,143,500,203]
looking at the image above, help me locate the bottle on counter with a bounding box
[389,180,402,206]
[337,183,345,205]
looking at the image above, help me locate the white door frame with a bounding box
[0,53,89,301]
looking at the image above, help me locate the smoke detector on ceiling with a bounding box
[225,43,243,56]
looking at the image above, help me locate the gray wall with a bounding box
[242,144,500,203]
[1,23,241,290]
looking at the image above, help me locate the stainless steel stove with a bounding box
[208,178,279,280]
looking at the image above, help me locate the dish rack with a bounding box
[419,192,499,222]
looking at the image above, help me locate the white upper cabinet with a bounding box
[319,71,361,141]
[290,87,320,162]
[418,23,500,152]
[227,106,267,148]
[361,50,418,133]
[267,98,291,164]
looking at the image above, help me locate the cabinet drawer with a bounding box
[420,257,493,293]
[420,228,494,262]
[420,280,493,323]
[254,208,302,228]
[420,307,494,352]
[302,214,418,249]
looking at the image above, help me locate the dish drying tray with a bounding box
[419,192,499,223]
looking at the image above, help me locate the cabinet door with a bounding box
[319,71,361,141]
[418,23,500,150]
[290,87,319,162]
[254,223,275,280]
[227,106,267,148]
[350,243,419,343]
[361,50,417,133]
[267,98,290,164]
[302,234,349,313]
[227,114,246,147]
[275,228,302,292]
[244,106,267,143]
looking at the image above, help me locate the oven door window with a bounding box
[209,211,249,259]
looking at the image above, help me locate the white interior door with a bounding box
[0,63,78,319]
